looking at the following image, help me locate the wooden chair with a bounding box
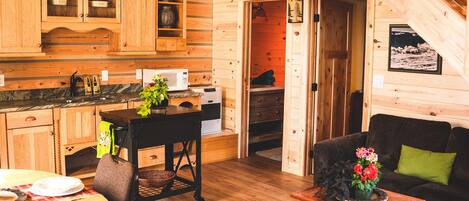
[93,154,136,201]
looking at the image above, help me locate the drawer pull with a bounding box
[256,112,261,116]
[150,155,158,160]
[25,116,37,122]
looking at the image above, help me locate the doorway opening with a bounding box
[313,0,366,144]
[247,0,287,165]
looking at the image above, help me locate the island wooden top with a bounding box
[99,105,201,126]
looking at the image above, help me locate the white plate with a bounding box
[30,177,84,197]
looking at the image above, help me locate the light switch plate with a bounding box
[136,69,142,80]
[0,74,4,87]
[373,75,384,89]
[101,70,109,81]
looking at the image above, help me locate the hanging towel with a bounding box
[97,121,116,158]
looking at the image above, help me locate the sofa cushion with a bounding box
[366,114,451,170]
[377,168,428,195]
[408,181,469,201]
[446,127,469,183]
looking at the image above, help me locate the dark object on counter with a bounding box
[139,170,176,188]
[315,160,353,201]
[314,114,469,201]
[100,106,203,201]
[69,71,83,97]
[348,91,363,134]
[251,70,275,85]
[159,5,178,28]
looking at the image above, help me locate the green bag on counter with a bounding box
[97,121,116,158]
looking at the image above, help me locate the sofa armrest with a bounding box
[313,132,367,184]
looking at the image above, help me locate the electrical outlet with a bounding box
[136,69,142,80]
[101,70,109,81]
[0,74,4,87]
[373,75,384,89]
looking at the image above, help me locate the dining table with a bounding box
[0,169,108,201]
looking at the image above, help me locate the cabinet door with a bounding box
[96,103,127,134]
[120,0,156,51]
[7,126,55,172]
[0,0,42,53]
[41,0,84,22]
[84,0,121,23]
[60,106,97,145]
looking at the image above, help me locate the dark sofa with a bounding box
[313,114,469,201]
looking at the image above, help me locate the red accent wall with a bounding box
[250,1,286,87]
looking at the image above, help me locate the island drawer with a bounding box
[6,109,53,129]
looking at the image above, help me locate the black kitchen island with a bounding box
[100,106,203,201]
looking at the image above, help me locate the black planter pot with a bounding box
[151,99,169,115]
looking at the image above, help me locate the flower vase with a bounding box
[151,99,169,115]
[354,188,373,200]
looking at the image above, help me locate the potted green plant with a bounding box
[351,147,382,200]
[137,75,169,117]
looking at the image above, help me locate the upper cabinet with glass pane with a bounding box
[41,0,121,32]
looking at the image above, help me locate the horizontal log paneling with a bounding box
[0,2,213,91]
[212,0,238,131]
[250,1,286,87]
[368,2,469,128]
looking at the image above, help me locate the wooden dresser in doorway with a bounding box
[249,86,284,154]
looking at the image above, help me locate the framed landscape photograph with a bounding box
[287,0,303,23]
[388,24,442,74]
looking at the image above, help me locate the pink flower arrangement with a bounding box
[352,147,382,192]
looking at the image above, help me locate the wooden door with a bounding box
[7,126,55,172]
[60,106,97,145]
[316,0,353,142]
[0,0,42,53]
[84,0,121,23]
[120,0,156,52]
[96,103,127,134]
[41,0,84,22]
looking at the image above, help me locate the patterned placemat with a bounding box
[14,184,103,201]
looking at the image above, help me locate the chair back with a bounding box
[93,154,136,201]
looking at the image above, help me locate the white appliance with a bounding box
[192,87,222,135]
[143,69,189,91]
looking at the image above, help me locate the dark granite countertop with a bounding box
[0,90,202,113]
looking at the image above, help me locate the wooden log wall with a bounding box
[369,1,469,128]
[250,1,286,87]
[212,0,238,130]
[0,0,213,91]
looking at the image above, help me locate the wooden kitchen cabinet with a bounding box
[0,0,44,57]
[60,106,97,145]
[95,103,127,134]
[156,0,187,51]
[41,0,121,32]
[117,0,156,53]
[7,126,55,173]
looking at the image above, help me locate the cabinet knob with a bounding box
[25,116,37,122]
[150,155,158,160]
[80,13,84,17]
[50,131,55,136]
[123,42,127,47]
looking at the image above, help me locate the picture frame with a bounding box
[388,24,442,74]
[287,0,303,23]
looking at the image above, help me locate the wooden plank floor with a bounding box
[162,155,314,201]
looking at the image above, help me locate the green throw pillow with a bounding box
[395,145,456,185]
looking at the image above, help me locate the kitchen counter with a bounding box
[0,90,202,113]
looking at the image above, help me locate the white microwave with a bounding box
[142,69,189,91]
